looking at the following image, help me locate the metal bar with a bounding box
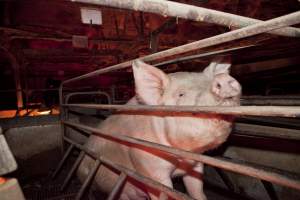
[241,96,300,106]
[71,0,300,37]
[107,172,127,200]
[61,151,85,191]
[154,45,255,67]
[63,103,300,118]
[215,168,235,192]
[63,121,300,191]
[242,95,300,99]
[159,192,168,200]
[234,123,300,140]
[239,116,300,129]
[61,11,300,85]
[64,136,193,200]
[242,99,300,106]
[52,144,74,179]
[65,91,112,104]
[261,180,279,200]
[75,159,101,200]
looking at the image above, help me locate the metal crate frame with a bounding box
[53,1,300,199]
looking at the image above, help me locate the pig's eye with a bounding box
[178,93,185,97]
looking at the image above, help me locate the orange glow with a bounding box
[0,108,60,119]
[0,177,6,185]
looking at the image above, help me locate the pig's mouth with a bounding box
[218,96,240,106]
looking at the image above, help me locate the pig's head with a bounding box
[132,59,241,107]
[132,59,241,151]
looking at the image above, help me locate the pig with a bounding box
[77,59,241,200]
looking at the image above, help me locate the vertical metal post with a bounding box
[261,180,279,200]
[61,151,85,191]
[10,56,23,109]
[51,144,74,179]
[107,172,127,200]
[59,83,66,153]
[215,168,235,192]
[75,159,101,200]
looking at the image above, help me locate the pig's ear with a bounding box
[203,59,231,77]
[132,59,169,105]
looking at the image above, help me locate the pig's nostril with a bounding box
[216,83,221,89]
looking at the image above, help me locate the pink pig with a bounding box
[77,59,241,200]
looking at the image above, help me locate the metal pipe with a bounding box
[63,103,300,118]
[63,121,300,191]
[61,11,300,85]
[234,123,300,140]
[52,144,74,179]
[71,0,300,37]
[64,136,193,200]
[65,91,112,104]
[61,151,85,191]
[153,45,255,67]
[241,96,300,106]
[159,192,168,200]
[107,172,127,200]
[75,159,101,200]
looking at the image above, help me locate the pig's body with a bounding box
[77,60,241,200]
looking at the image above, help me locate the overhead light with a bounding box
[80,7,102,25]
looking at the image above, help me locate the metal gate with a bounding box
[52,1,300,199]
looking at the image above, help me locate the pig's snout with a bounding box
[211,74,241,99]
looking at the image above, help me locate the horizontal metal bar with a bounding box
[63,121,300,191]
[239,116,300,129]
[234,123,300,140]
[154,45,255,67]
[71,0,300,37]
[242,96,300,100]
[61,11,300,85]
[63,103,300,117]
[64,136,193,200]
[241,96,300,106]
[107,172,127,200]
[65,91,112,104]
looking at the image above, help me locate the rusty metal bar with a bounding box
[64,136,193,200]
[154,45,255,67]
[215,168,236,192]
[61,151,85,191]
[241,96,300,106]
[52,144,74,179]
[71,0,300,37]
[159,192,169,200]
[65,91,112,104]
[234,123,300,140]
[63,121,300,191]
[63,103,300,118]
[75,159,101,200]
[261,180,279,200]
[107,172,127,200]
[61,11,300,85]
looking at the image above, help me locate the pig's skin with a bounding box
[77,60,241,200]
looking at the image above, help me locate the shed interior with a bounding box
[0,0,300,200]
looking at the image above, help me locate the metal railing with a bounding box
[53,2,300,199]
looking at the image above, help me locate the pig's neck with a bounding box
[100,97,232,152]
[97,97,169,146]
